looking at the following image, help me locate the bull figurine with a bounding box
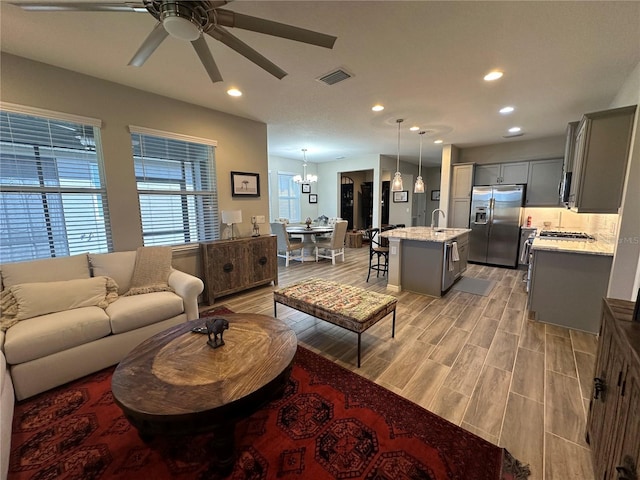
[205,317,229,349]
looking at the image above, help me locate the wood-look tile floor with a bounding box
[204,245,597,480]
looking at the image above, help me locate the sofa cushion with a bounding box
[89,251,137,295]
[0,254,90,289]
[106,292,184,334]
[0,276,118,331]
[3,307,111,365]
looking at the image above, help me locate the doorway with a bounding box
[340,170,374,230]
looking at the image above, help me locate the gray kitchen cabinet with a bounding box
[474,161,529,185]
[528,249,612,333]
[450,163,474,228]
[568,105,636,213]
[400,232,469,297]
[525,158,563,206]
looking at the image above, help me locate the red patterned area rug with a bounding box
[8,306,530,480]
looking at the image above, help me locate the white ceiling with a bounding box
[1,1,639,167]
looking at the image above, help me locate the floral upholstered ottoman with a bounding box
[273,278,397,367]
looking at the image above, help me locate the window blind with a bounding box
[277,172,301,222]
[130,130,218,246]
[0,109,112,263]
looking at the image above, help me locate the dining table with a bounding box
[286,225,334,261]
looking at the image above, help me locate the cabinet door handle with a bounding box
[593,377,606,400]
[616,456,638,480]
[222,263,234,273]
[616,466,635,480]
[258,256,268,266]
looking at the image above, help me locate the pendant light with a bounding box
[391,119,404,192]
[414,131,426,194]
[293,148,317,184]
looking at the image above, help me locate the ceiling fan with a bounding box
[11,1,337,83]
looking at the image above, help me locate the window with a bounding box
[0,104,111,263]
[130,127,218,246]
[277,172,301,222]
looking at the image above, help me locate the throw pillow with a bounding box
[0,276,118,331]
[123,246,174,296]
[88,251,137,295]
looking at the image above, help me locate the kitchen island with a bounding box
[380,227,471,297]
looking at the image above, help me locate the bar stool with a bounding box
[366,228,389,281]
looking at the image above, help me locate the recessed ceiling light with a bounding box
[508,126,522,133]
[409,126,419,131]
[372,104,384,112]
[227,88,242,97]
[434,139,443,144]
[499,106,515,114]
[484,71,503,81]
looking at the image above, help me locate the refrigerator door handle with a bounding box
[489,197,495,225]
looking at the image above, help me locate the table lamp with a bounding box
[221,210,242,240]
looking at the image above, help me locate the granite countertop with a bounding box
[380,227,471,243]
[531,237,614,256]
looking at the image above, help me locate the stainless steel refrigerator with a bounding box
[468,185,524,267]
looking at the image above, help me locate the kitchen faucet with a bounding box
[431,209,445,229]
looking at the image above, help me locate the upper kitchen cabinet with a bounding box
[474,161,529,185]
[525,158,563,206]
[568,105,636,213]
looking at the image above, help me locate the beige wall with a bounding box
[607,60,640,300]
[458,136,565,165]
[1,53,270,277]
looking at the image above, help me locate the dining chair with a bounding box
[366,227,390,281]
[271,222,304,266]
[315,220,348,265]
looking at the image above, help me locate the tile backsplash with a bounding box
[522,207,618,244]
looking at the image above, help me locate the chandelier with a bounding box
[414,131,426,194]
[391,119,404,192]
[293,148,317,183]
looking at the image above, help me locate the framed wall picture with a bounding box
[309,194,318,204]
[393,190,408,203]
[301,183,311,194]
[431,190,440,201]
[231,171,260,197]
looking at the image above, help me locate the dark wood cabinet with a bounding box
[200,235,277,304]
[587,298,640,480]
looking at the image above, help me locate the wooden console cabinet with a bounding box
[200,235,278,304]
[586,298,640,480]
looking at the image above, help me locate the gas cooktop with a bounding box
[539,230,595,240]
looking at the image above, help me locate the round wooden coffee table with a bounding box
[111,313,297,474]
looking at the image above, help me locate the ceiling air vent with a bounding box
[316,68,353,86]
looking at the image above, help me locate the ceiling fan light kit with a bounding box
[13,0,337,83]
[162,15,200,41]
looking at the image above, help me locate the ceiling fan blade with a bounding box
[10,2,146,12]
[215,9,337,49]
[207,26,287,79]
[128,23,168,67]
[192,37,223,83]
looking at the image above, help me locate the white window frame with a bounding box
[129,126,219,247]
[0,102,111,263]
[277,171,301,223]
